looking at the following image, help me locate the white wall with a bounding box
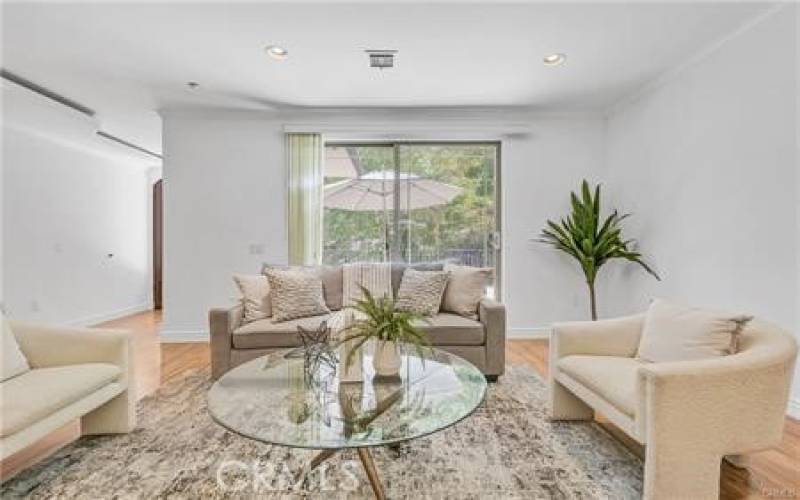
[603,6,799,414]
[160,109,607,337]
[2,83,156,325]
[161,113,287,337]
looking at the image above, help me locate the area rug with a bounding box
[2,366,643,499]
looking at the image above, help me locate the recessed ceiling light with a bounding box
[543,53,566,66]
[265,45,288,60]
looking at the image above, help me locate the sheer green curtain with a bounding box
[287,133,323,265]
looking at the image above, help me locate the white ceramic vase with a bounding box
[373,340,401,377]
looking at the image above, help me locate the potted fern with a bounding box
[338,285,431,377]
[538,180,660,320]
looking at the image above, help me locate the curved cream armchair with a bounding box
[548,314,797,499]
[1,322,136,461]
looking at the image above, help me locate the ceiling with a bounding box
[1,2,772,153]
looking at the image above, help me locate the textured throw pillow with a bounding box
[233,274,271,323]
[395,268,450,316]
[441,264,493,319]
[2,314,30,382]
[265,268,330,322]
[636,299,753,363]
[262,264,343,311]
[390,262,444,298]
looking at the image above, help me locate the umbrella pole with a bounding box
[383,176,389,262]
[384,210,389,262]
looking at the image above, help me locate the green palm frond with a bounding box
[338,285,432,367]
[536,180,660,319]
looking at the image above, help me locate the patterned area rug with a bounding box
[3,366,643,499]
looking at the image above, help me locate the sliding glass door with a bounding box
[323,142,500,292]
[323,145,396,263]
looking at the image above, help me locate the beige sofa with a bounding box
[210,263,506,380]
[1,322,136,460]
[548,313,797,500]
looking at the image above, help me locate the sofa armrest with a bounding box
[12,322,131,370]
[10,322,133,398]
[209,304,243,380]
[550,314,645,361]
[638,348,797,452]
[479,298,506,376]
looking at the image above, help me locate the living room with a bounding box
[1,1,798,498]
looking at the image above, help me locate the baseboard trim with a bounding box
[69,302,152,327]
[787,398,800,420]
[159,330,209,343]
[507,327,551,339]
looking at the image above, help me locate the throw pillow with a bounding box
[262,264,343,311]
[265,268,330,323]
[395,268,450,317]
[390,262,444,298]
[441,264,493,319]
[2,313,30,382]
[233,274,271,323]
[636,299,752,363]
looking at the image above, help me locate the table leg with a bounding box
[296,448,339,485]
[309,448,338,470]
[356,447,385,500]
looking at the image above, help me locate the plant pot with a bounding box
[373,340,401,377]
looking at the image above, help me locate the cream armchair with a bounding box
[1,322,136,460]
[549,314,797,499]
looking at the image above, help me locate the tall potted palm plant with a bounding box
[538,180,660,320]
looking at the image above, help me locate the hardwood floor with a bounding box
[2,310,798,498]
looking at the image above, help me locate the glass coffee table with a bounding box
[207,344,487,499]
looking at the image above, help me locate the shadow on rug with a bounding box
[2,365,642,499]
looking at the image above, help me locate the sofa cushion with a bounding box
[637,299,752,363]
[232,314,331,349]
[413,313,485,346]
[396,269,450,316]
[441,264,493,320]
[262,264,343,311]
[317,265,344,311]
[233,274,271,322]
[557,355,642,416]
[390,262,444,298]
[0,363,121,437]
[265,268,330,322]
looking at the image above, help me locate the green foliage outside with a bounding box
[323,145,497,266]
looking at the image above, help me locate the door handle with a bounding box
[488,231,501,250]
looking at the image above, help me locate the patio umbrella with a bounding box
[324,171,462,211]
[324,147,359,179]
[324,171,463,261]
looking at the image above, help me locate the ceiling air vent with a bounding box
[365,50,397,69]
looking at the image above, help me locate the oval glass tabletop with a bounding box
[207,344,487,450]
